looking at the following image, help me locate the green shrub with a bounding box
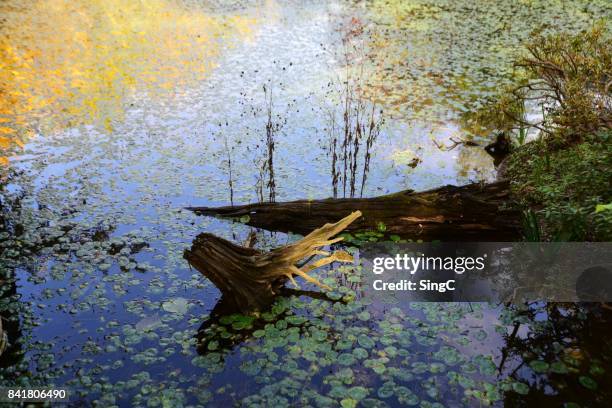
[506,132,612,241]
[466,23,611,147]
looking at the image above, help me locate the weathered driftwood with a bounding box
[187,181,520,241]
[184,211,360,313]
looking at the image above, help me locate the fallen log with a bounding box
[184,211,360,313]
[187,181,520,241]
[0,318,6,358]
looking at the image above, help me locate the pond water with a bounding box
[1,0,611,406]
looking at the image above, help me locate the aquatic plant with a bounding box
[263,83,277,203]
[0,1,609,406]
[324,20,385,199]
[507,132,612,241]
[474,23,611,146]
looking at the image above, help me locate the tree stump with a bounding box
[184,211,361,313]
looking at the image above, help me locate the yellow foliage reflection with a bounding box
[0,0,256,165]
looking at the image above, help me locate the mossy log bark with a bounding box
[184,211,360,313]
[187,181,520,241]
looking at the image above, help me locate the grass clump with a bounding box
[506,131,612,241]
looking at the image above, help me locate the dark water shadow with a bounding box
[499,303,612,406]
[0,277,23,373]
[0,178,25,374]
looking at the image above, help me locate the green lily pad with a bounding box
[338,353,356,366]
[162,297,190,315]
[550,361,569,374]
[377,382,395,399]
[340,398,357,408]
[589,364,605,376]
[347,386,368,401]
[135,314,162,331]
[394,386,419,406]
[357,311,371,321]
[353,347,368,360]
[578,376,598,390]
[357,334,375,349]
[512,381,529,395]
[529,360,549,373]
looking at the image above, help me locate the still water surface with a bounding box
[1,0,610,406]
